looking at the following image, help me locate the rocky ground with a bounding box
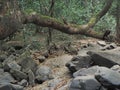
[1,38,120,90]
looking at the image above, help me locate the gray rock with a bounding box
[95,67,120,89]
[0,54,7,62]
[10,69,27,81]
[69,75,104,90]
[11,84,24,90]
[18,79,28,87]
[4,61,21,72]
[18,57,37,74]
[47,78,61,87]
[0,72,15,83]
[66,56,92,73]
[97,41,106,47]
[111,65,120,73]
[35,66,52,83]
[3,55,16,65]
[28,69,35,86]
[101,43,117,50]
[37,56,46,63]
[73,66,100,78]
[0,83,24,90]
[87,49,120,68]
[0,83,12,90]
[78,43,101,56]
[0,68,4,73]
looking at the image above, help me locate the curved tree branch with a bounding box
[0,0,113,40]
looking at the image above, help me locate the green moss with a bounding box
[88,17,97,25]
[40,15,64,25]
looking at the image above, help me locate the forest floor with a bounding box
[0,31,100,90]
[25,35,99,90]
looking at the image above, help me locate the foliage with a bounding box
[17,0,117,49]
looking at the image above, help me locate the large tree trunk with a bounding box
[116,0,120,43]
[0,0,113,40]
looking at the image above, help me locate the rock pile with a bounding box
[1,40,120,90]
[66,41,120,90]
[0,53,52,90]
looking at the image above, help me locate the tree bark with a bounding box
[116,0,120,43]
[0,0,113,40]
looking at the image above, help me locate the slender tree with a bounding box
[116,0,120,43]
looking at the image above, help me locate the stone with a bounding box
[0,54,7,62]
[0,72,15,83]
[0,83,24,90]
[101,43,117,50]
[97,41,106,47]
[66,46,78,55]
[35,66,52,83]
[45,78,63,90]
[11,84,24,90]
[87,49,120,68]
[0,68,4,73]
[6,41,24,50]
[10,69,27,81]
[66,56,92,73]
[18,57,38,74]
[18,79,28,87]
[95,67,120,89]
[0,84,12,90]
[69,75,104,90]
[3,61,21,72]
[37,56,46,63]
[3,55,16,65]
[73,66,100,78]
[78,43,101,56]
[42,51,49,58]
[111,65,120,73]
[28,69,35,86]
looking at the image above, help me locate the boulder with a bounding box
[78,42,101,56]
[10,84,24,90]
[69,75,104,90]
[66,56,92,73]
[0,84,12,90]
[3,55,16,65]
[97,41,106,47]
[10,69,27,81]
[0,54,7,62]
[101,43,117,50]
[35,66,52,83]
[111,65,120,73]
[0,83,24,90]
[3,61,21,72]
[73,66,100,78]
[28,69,35,86]
[18,57,38,74]
[87,49,120,68]
[0,72,15,83]
[95,67,120,89]
[37,56,46,63]
[18,79,28,87]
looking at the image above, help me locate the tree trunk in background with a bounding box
[47,0,55,46]
[0,0,9,16]
[116,0,120,43]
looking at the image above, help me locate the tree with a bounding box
[0,0,114,41]
[116,0,120,42]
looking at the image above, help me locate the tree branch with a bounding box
[0,0,113,40]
